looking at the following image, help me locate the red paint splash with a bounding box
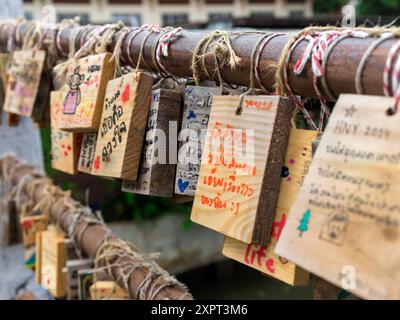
[93,156,100,170]
[122,83,130,103]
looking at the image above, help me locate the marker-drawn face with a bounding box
[320,213,348,246]
[68,72,84,90]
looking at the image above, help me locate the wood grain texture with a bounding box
[78,133,97,174]
[276,94,400,300]
[38,227,68,298]
[20,214,48,246]
[91,71,153,180]
[3,50,45,117]
[191,95,294,245]
[222,128,317,286]
[175,86,221,196]
[122,88,182,197]
[58,53,115,132]
[50,91,83,175]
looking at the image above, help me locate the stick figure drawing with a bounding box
[63,66,84,114]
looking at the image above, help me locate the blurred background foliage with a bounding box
[314,0,400,17]
[41,128,193,225]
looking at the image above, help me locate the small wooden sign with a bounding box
[91,72,153,179]
[3,50,46,117]
[276,94,400,300]
[24,244,36,270]
[63,259,93,300]
[175,86,221,196]
[90,281,129,300]
[20,214,48,246]
[122,88,182,197]
[191,95,294,245]
[37,226,68,298]
[59,53,115,132]
[78,133,97,174]
[222,128,318,286]
[50,91,83,175]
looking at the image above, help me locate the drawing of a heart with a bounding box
[93,156,100,170]
[122,83,130,103]
[178,179,189,193]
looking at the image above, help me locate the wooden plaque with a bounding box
[20,214,48,246]
[91,72,153,179]
[276,94,400,300]
[3,50,46,117]
[191,95,294,245]
[78,133,97,174]
[222,128,318,286]
[50,91,83,175]
[90,281,129,300]
[38,227,68,298]
[59,53,115,132]
[175,86,221,196]
[122,88,182,197]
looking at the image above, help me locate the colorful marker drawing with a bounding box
[63,66,84,115]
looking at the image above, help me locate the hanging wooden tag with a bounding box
[59,53,115,132]
[91,71,153,179]
[175,85,221,196]
[20,214,48,246]
[3,50,46,117]
[63,259,93,300]
[191,95,294,245]
[276,94,400,300]
[51,91,83,175]
[24,244,36,270]
[78,133,97,174]
[222,128,317,286]
[90,281,129,300]
[37,226,68,298]
[122,88,182,197]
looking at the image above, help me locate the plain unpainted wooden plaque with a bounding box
[78,133,97,174]
[175,85,221,196]
[91,71,153,179]
[122,88,182,197]
[50,91,83,175]
[3,50,46,117]
[222,128,317,286]
[191,95,294,245]
[275,94,400,300]
[58,53,115,132]
[39,226,68,298]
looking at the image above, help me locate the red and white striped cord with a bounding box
[384,37,400,113]
[285,29,369,130]
[155,27,183,77]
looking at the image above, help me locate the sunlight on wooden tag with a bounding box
[191,95,294,245]
[50,91,83,175]
[37,226,68,298]
[175,86,221,196]
[222,128,318,286]
[3,50,45,117]
[78,133,97,174]
[276,94,400,300]
[59,53,115,132]
[91,71,153,179]
[122,88,182,197]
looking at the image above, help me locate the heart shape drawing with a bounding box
[93,156,100,170]
[178,179,189,193]
[122,83,130,104]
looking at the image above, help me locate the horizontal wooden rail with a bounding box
[1,156,192,300]
[0,21,398,100]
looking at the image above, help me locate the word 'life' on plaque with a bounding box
[276,94,400,300]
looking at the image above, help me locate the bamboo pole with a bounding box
[0,21,397,100]
[1,157,192,300]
